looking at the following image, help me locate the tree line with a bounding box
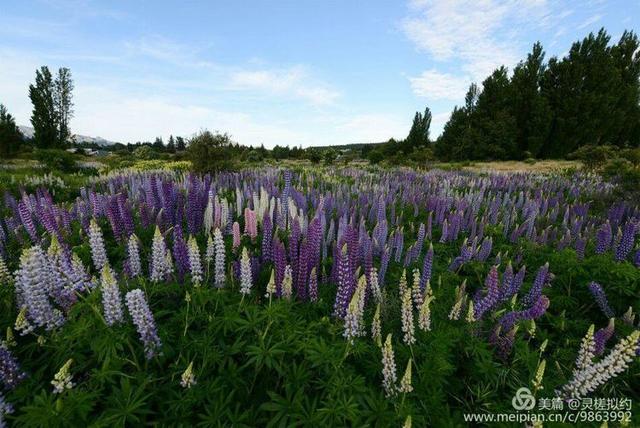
[434,29,640,160]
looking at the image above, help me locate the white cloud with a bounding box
[338,114,408,143]
[228,66,340,106]
[577,14,602,30]
[408,69,470,100]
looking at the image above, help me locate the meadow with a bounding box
[0,163,638,427]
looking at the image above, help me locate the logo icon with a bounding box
[512,387,536,411]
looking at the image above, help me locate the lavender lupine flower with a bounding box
[595,221,612,255]
[14,246,65,332]
[150,226,171,283]
[261,214,273,263]
[523,262,550,308]
[213,228,226,288]
[594,319,615,356]
[125,289,162,359]
[0,344,25,389]
[587,282,615,319]
[239,247,253,295]
[476,237,492,262]
[574,235,586,261]
[100,266,124,326]
[615,221,636,262]
[561,330,640,399]
[88,219,108,272]
[381,334,397,397]
[125,234,142,278]
[0,391,14,427]
[474,265,500,320]
[188,236,203,285]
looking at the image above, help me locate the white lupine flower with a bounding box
[369,267,382,304]
[187,236,203,286]
[371,303,382,346]
[418,295,433,332]
[343,276,366,344]
[127,234,142,278]
[282,265,293,300]
[203,191,214,234]
[448,280,467,321]
[465,301,476,323]
[265,269,276,298]
[399,269,407,297]
[88,219,108,271]
[561,331,639,399]
[532,359,546,393]
[399,359,413,394]
[150,226,170,283]
[403,416,412,428]
[51,359,74,394]
[575,325,596,371]
[180,361,196,389]
[205,234,215,266]
[213,228,226,288]
[239,248,252,295]
[411,268,422,306]
[381,334,397,397]
[0,258,11,285]
[401,287,415,345]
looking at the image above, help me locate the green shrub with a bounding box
[187,130,237,173]
[35,149,78,173]
[133,145,159,160]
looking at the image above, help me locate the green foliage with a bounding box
[436,29,640,161]
[569,145,614,171]
[35,149,78,173]
[0,104,23,158]
[187,130,237,173]
[133,145,159,160]
[323,148,338,165]
[403,107,432,153]
[29,66,58,149]
[307,148,322,164]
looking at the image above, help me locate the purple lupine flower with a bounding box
[308,266,318,302]
[595,221,612,255]
[333,243,352,318]
[587,282,615,318]
[172,225,189,284]
[475,237,493,262]
[378,245,390,287]
[593,319,615,356]
[439,219,448,243]
[474,265,500,320]
[635,248,640,268]
[0,344,25,389]
[125,289,162,359]
[499,295,550,332]
[522,262,550,308]
[615,221,636,262]
[419,243,433,293]
[261,213,273,262]
[18,199,38,242]
[574,235,586,261]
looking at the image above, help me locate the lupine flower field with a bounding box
[0,166,638,426]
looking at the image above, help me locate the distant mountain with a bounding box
[18,126,117,146]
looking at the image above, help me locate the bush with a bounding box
[133,146,159,160]
[569,145,613,171]
[187,130,237,173]
[35,149,78,173]
[367,149,384,165]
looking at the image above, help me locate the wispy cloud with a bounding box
[228,66,340,106]
[577,14,602,30]
[409,69,471,100]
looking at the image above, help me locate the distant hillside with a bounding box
[313,141,387,151]
[19,126,117,146]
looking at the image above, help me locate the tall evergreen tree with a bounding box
[0,104,23,157]
[167,135,176,153]
[404,107,432,152]
[176,136,186,151]
[29,66,58,148]
[54,67,74,146]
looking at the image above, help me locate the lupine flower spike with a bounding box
[180,361,196,389]
[381,334,397,397]
[51,359,74,394]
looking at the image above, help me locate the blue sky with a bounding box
[1,0,637,147]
